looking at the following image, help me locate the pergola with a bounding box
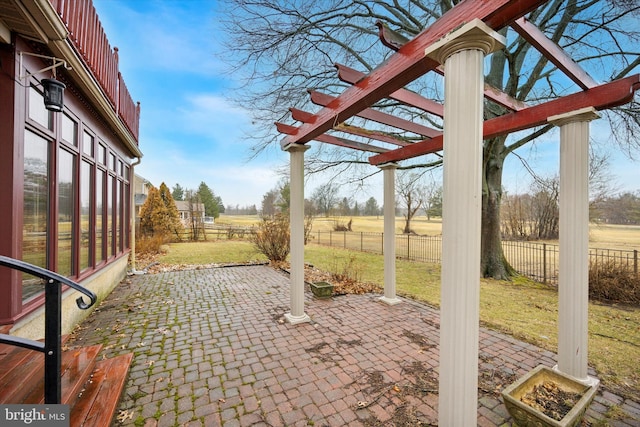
[274,1,640,424]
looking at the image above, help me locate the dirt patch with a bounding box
[478,354,518,398]
[402,330,436,352]
[401,361,438,395]
[349,367,437,426]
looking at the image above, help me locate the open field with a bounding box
[216,214,640,250]
[156,239,640,401]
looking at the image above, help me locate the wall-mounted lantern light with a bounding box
[41,78,66,112]
[19,52,72,112]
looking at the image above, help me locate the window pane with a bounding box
[96,170,104,262]
[124,182,130,249]
[28,86,52,129]
[109,153,116,171]
[115,180,121,253]
[57,149,75,276]
[98,144,106,164]
[107,175,112,257]
[80,161,92,271]
[62,114,77,146]
[22,131,48,301]
[82,131,93,156]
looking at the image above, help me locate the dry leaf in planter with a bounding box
[521,381,583,421]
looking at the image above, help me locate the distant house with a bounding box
[0,0,141,338]
[175,200,206,225]
[133,174,151,229]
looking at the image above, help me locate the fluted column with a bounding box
[549,107,600,386]
[283,143,311,325]
[425,19,505,426]
[379,163,401,305]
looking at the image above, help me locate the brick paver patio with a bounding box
[67,265,640,426]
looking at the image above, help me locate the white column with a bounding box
[425,19,505,426]
[379,163,401,305]
[549,107,600,386]
[283,143,311,325]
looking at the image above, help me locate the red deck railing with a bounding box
[49,0,140,143]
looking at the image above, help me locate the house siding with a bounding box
[0,2,141,339]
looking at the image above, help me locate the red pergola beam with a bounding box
[291,107,411,146]
[276,122,389,153]
[369,74,640,165]
[281,0,548,148]
[335,63,445,117]
[511,17,598,90]
[309,91,442,138]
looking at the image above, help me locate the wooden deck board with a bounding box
[70,353,134,427]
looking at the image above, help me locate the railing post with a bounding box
[543,243,547,285]
[44,279,62,404]
[407,234,410,260]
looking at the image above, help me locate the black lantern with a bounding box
[41,78,66,112]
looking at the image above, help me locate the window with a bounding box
[80,160,92,271]
[28,86,52,130]
[82,131,94,157]
[98,144,106,164]
[22,130,49,302]
[62,114,78,146]
[96,169,105,263]
[57,149,75,276]
[106,175,113,257]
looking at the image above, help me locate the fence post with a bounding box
[360,232,363,252]
[407,234,410,260]
[635,249,638,278]
[343,231,346,249]
[330,231,332,247]
[543,243,547,285]
[381,232,384,256]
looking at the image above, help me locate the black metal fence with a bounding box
[313,230,639,286]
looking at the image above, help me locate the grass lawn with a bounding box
[217,214,640,251]
[158,239,640,401]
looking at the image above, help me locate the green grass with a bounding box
[159,240,267,265]
[159,240,640,400]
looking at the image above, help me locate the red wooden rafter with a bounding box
[511,17,598,90]
[309,91,442,138]
[280,0,547,148]
[276,0,639,168]
[369,74,640,164]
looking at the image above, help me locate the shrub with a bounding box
[251,214,290,262]
[329,253,362,284]
[589,260,640,304]
[333,218,352,232]
[136,234,167,255]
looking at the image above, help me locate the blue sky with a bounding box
[93,0,638,208]
[93,0,288,208]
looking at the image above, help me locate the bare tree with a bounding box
[220,0,640,279]
[396,171,425,234]
[418,176,442,221]
[184,190,206,241]
[311,182,340,217]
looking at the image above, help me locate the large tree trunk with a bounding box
[481,137,515,279]
[481,40,516,280]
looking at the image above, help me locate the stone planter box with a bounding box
[310,281,333,299]
[502,365,598,427]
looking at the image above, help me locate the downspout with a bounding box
[129,157,144,275]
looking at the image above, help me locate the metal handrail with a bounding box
[0,255,97,404]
